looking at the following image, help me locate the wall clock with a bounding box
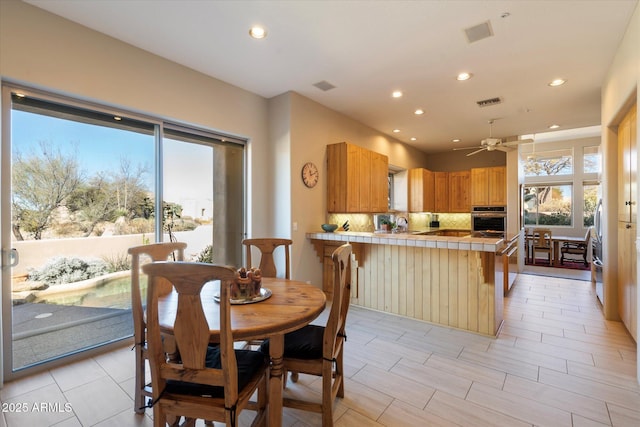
[301,162,319,188]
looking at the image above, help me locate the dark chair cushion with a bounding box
[165,346,265,398]
[260,324,325,360]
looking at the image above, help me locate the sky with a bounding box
[11,110,214,218]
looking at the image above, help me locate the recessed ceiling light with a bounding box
[548,79,566,87]
[414,109,424,115]
[456,72,473,81]
[410,137,417,141]
[393,129,401,133]
[452,139,461,143]
[392,90,403,98]
[113,116,122,121]
[249,26,267,39]
[548,124,560,129]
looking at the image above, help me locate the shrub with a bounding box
[28,256,109,285]
[102,252,131,273]
[195,245,213,263]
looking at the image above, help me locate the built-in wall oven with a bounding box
[472,206,506,236]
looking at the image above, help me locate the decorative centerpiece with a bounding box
[230,267,262,300]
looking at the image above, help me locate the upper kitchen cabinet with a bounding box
[471,166,506,206]
[327,142,389,213]
[408,168,435,212]
[618,104,637,223]
[434,172,448,212]
[449,170,471,212]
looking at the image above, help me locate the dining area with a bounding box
[524,227,591,268]
[128,239,352,427]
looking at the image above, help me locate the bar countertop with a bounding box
[306,230,506,253]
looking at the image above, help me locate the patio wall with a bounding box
[11,227,212,277]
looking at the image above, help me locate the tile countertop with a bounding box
[306,231,505,253]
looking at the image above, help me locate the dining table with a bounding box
[156,276,327,427]
[525,233,587,266]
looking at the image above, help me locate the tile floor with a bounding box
[1,272,638,426]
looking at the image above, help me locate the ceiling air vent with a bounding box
[476,97,502,107]
[313,80,336,91]
[464,20,494,43]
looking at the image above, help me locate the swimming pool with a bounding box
[31,271,146,310]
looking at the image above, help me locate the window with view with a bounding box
[523,148,573,177]
[524,184,573,226]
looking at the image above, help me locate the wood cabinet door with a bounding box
[409,168,434,212]
[326,142,389,213]
[326,143,347,213]
[356,147,372,212]
[488,167,506,206]
[370,151,389,212]
[618,105,637,223]
[618,221,637,341]
[470,168,488,206]
[434,172,448,212]
[449,170,470,212]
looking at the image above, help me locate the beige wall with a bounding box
[0,2,433,293]
[601,2,639,381]
[424,150,506,172]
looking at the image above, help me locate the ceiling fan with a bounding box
[454,120,534,156]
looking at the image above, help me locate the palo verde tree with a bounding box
[12,141,82,240]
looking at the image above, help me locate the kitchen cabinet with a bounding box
[618,104,637,223]
[617,104,637,342]
[408,168,435,212]
[471,166,506,206]
[449,170,471,212]
[327,142,389,213]
[434,172,448,212]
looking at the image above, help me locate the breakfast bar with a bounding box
[308,231,508,336]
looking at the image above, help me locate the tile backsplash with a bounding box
[325,212,471,232]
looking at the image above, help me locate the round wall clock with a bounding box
[301,162,319,188]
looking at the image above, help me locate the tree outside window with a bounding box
[524,184,573,226]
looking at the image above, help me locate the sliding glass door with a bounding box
[1,86,245,379]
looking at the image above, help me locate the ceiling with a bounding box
[26,0,638,154]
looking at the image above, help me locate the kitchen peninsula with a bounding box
[308,231,509,336]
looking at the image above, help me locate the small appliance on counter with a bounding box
[429,214,440,228]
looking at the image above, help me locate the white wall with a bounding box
[601,1,639,382]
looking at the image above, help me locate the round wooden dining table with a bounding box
[157,277,327,427]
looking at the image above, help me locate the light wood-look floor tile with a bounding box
[2,272,638,426]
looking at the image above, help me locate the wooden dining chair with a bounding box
[531,228,553,265]
[128,242,187,414]
[242,238,292,279]
[143,261,269,427]
[561,229,590,265]
[261,243,352,427]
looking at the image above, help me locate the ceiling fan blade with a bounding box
[496,146,515,152]
[503,138,534,147]
[466,147,487,156]
[453,146,482,151]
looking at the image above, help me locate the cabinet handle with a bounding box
[627,224,632,229]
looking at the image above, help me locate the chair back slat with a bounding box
[127,242,186,413]
[324,243,352,359]
[243,238,292,278]
[143,262,238,401]
[532,228,552,248]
